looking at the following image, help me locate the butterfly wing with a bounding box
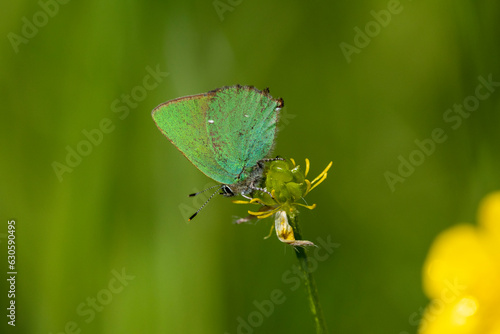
[152,93,236,184]
[152,85,283,185]
[206,85,282,182]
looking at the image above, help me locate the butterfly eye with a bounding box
[220,185,235,197]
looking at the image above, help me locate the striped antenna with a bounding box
[188,185,223,221]
[188,184,221,197]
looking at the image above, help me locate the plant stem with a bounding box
[289,214,329,334]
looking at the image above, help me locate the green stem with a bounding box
[289,214,329,334]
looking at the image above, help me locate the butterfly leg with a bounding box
[258,156,285,164]
[241,193,253,200]
[251,186,275,199]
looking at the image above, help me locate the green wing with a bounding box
[152,94,234,184]
[206,85,282,181]
[152,86,282,185]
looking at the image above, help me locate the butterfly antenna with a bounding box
[188,186,223,221]
[188,184,220,197]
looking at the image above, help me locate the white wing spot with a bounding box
[208,119,215,124]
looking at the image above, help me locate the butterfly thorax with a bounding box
[222,162,266,197]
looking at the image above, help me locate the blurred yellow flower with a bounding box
[419,192,500,334]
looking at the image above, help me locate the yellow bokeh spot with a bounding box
[451,297,478,326]
[419,191,500,334]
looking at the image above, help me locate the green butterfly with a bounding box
[152,85,283,219]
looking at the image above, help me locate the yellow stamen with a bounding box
[310,161,332,185]
[248,207,279,219]
[234,198,266,205]
[249,198,265,205]
[309,172,327,192]
[305,158,310,177]
[296,203,317,210]
[232,200,251,204]
[290,158,296,166]
[248,210,269,216]
[253,210,277,219]
[264,224,275,239]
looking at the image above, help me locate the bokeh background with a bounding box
[1,1,500,333]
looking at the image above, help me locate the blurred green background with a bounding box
[1,0,500,333]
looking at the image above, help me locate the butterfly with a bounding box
[152,85,283,219]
